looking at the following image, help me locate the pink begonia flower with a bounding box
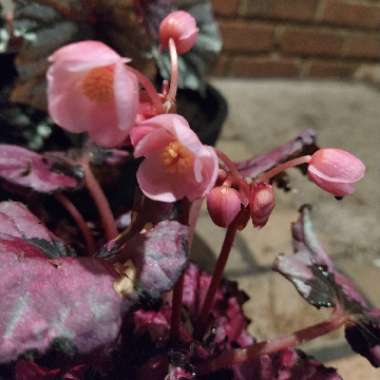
[308,148,365,196]
[160,11,198,54]
[131,114,218,202]
[47,41,139,148]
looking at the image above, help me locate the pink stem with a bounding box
[198,311,347,375]
[81,160,118,241]
[258,155,312,183]
[195,220,239,339]
[55,193,96,255]
[167,38,179,102]
[126,66,164,114]
[216,149,250,202]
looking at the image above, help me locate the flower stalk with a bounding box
[198,310,348,375]
[258,155,312,183]
[126,66,164,114]
[81,159,118,241]
[167,38,179,103]
[55,193,96,255]
[195,217,240,339]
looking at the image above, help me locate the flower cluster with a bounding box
[47,11,365,211]
[47,13,217,203]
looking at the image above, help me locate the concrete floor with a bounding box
[193,79,380,379]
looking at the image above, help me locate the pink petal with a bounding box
[194,146,219,198]
[307,172,355,197]
[137,147,218,202]
[130,125,159,146]
[86,103,129,148]
[133,128,174,158]
[47,61,93,133]
[309,148,365,184]
[113,62,139,132]
[137,114,201,150]
[48,41,127,70]
[137,153,189,202]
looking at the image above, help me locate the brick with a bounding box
[322,0,380,29]
[306,60,357,78]
[210,55,229,76]
[229,56,300,77]
[280,27,343,57]
[220,21,274,52]
[343,34,380,59]
[212,0,240,16]
[240,0,318,22]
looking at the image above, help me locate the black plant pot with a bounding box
[176,83,228,147]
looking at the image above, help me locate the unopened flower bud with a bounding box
[159,11,198,54]
[307,148,365,197]
[250,183,275,228]
[207,186,242,228]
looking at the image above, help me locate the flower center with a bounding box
[161,141,193,174]
[81,66,114,103]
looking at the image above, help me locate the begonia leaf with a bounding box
[0,246,125,364]
[273,205,380,367]
[0,144,82,193]
[235,129,318,178]
[11,0,93,110]
[0,204,189,364]
[0,200,74,258]
[234,349,342,380]
[115,220,189,300]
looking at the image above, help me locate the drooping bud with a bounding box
[159,11,198,54]
[307,148,365,197]
[207,186,242,228]
[250,183,275,228]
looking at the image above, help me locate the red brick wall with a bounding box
[211,0,380,79]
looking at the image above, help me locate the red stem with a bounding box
[216,149,250,203]
[81,160,118,241]
[55,193,96,255]
[258,155,312,183]
[198,311,347,375]
[170,200,192,342]
[167,38,179,103]
[195,220,239,339]
[126,66,164,114]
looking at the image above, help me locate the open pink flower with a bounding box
[47,41,139,148]
[131,114,218,202]
[308,148,365,196]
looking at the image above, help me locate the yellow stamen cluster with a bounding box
[161,141,193,174]
[81,66,114,103]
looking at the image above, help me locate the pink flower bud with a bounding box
[159,11,198,54]
[307,148,365,196]
[207,186,242,228]
[250,183,275,228]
